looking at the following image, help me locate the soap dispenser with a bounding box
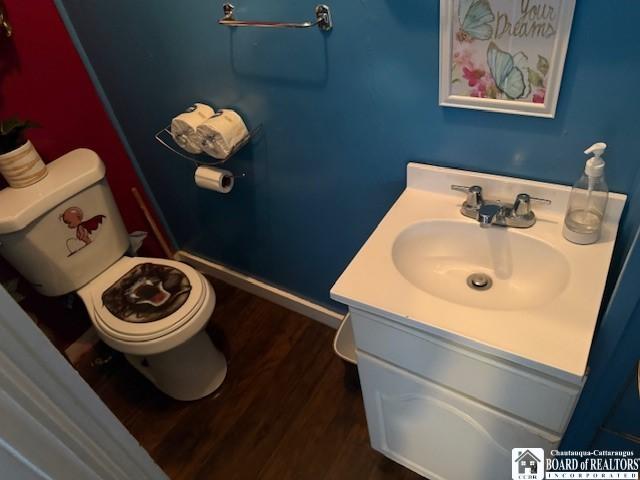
[563,142,609,245]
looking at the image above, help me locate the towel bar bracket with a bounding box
[219,4,333,31]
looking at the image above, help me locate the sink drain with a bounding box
[466,273,493,291]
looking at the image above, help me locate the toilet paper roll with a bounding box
[194,166,234,193]
[171,103,215,154]
[195,109,249,159]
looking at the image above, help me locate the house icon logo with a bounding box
[512,448,544,480]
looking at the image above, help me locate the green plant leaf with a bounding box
[0,117,38,135]
[537,55,550,76]
[0,117,21,135]
[0,117,39,154]
[528,69,544,88]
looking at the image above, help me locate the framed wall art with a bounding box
[439,0,576,118]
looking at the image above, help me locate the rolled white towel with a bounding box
[194,109,249,159]
[170,103,215,154]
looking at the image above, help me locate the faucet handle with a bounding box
[451,185,483,208]
[512,193,551,216]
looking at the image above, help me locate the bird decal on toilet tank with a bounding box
[59,206,106,256]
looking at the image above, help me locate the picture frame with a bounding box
[439,0,576,118]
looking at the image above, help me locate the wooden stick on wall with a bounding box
[131,187,173,259]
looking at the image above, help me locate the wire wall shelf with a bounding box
[154,117,261,179]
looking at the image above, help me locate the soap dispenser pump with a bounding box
[563,142,609,245]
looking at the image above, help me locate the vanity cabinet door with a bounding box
[351,309,581,433]
[358,352,560,480]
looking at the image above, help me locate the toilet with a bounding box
[0,148,226,401]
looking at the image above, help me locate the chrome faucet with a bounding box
[477,204,502,228]
[451,185,551,228]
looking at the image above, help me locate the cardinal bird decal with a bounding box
[60,206,107,256]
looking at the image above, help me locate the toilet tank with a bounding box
[0,149,129,296]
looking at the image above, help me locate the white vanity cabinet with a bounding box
[351,308,583,480]
[330,164,623,479]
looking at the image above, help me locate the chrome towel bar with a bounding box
[218,4,333,31]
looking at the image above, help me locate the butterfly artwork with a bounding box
[457,0,495,42]
[487,42,531,100]
[441,0,575,117]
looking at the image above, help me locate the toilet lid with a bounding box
[102,262,192,324]
[89,257,206,342]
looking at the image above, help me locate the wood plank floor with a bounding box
[76,278,424,480]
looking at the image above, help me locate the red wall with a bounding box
[0,0,168,258]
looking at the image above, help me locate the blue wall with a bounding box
[563,219,640,448]
[57,0,640,309]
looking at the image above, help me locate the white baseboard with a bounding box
[175,250,345,329]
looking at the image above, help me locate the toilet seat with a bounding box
[85,257,207,343]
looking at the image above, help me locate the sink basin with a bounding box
[392,220,570,310]
[331,163,627,382]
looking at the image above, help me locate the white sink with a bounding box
[331,163,626,383]
[392,220,570,310]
